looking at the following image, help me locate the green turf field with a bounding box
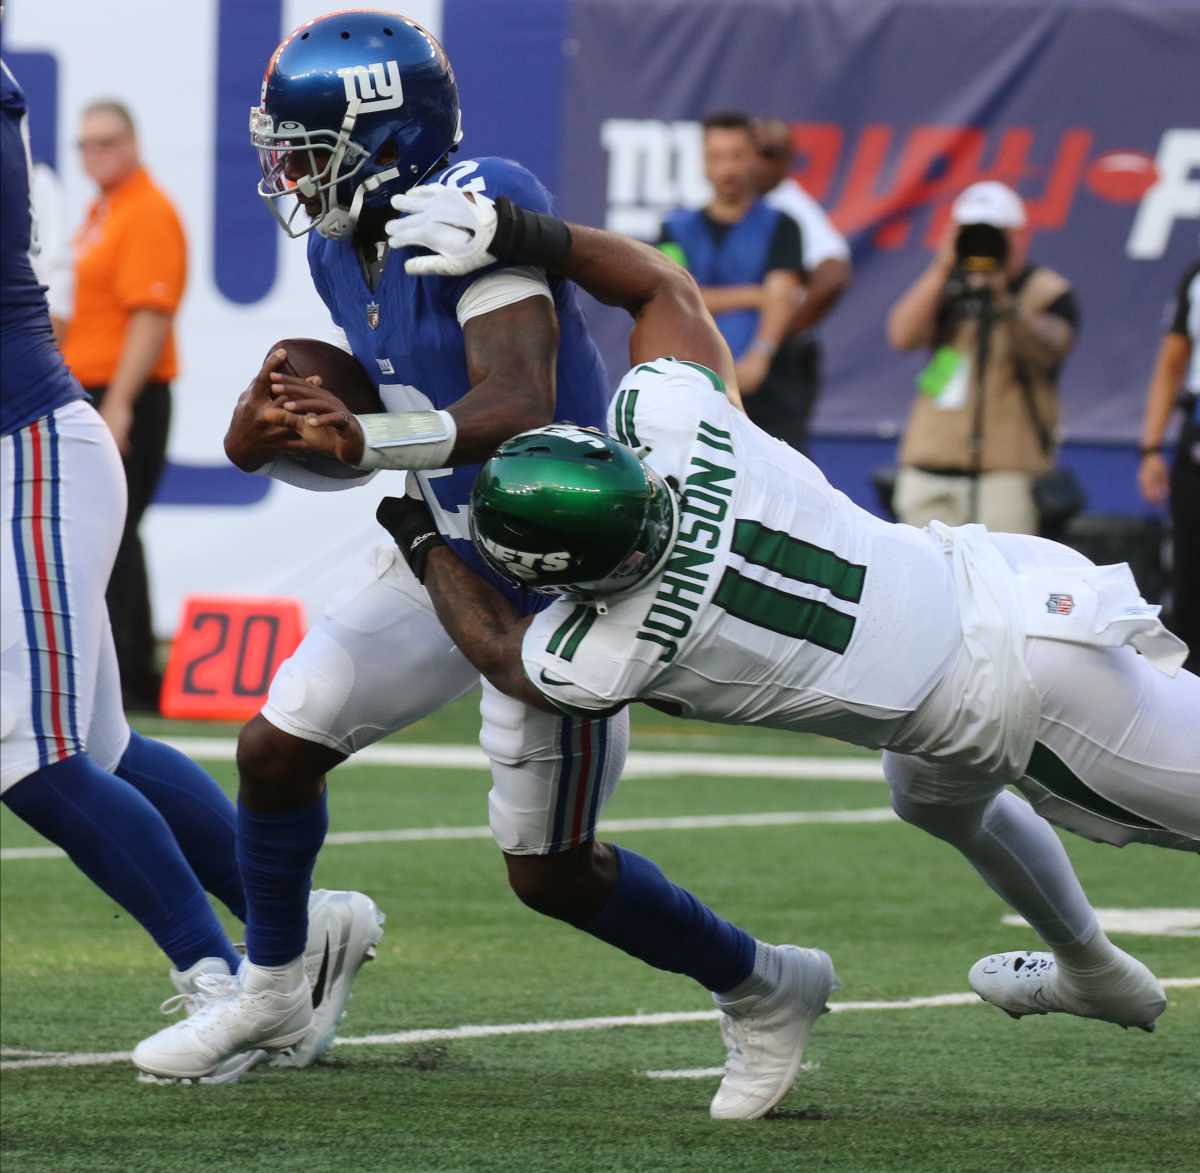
[2,696,1197,1172]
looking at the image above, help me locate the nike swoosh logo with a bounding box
[311,935,331,1010]
[540,670,571,686]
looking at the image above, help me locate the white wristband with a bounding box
[353,409,458,471]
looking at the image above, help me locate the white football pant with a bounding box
[885,532,1199,949]
[1,401,132,792]
[261,543,627,854]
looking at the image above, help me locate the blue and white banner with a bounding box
[556,0,1200,442]
[6,0,1198,634]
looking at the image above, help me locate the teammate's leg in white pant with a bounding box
[1025,639,1200,842]
[884,754,1166,1027]
[481,678,629,858]
[883,756,1099,948]
[984,529,1200,845]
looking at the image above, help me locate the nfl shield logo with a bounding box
[366,301,381,330]
[1046,593,1075,616]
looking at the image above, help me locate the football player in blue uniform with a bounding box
[136,12,783,1095]
[0,59,378,1083]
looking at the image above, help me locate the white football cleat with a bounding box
[271,889,386,1068]
[969,948,1166,1032]
[139,958,268,1085]
[710,945,839,1121]
[133,961,311,1083]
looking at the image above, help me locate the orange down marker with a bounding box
[160,596,305,721]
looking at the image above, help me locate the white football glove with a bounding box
[386,185,499,276]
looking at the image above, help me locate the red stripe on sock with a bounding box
[570,720,594,846]
[28,421,68,761]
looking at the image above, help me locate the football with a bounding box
[265,337,383,478]
[266,337,383,415]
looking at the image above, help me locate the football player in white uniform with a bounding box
[380,185,1200,1071]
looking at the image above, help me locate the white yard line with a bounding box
[1003,909,1200,938]
[157,738,886,781]
[646,1062,820,1080]
[0,807,898,861]
[3,742,885,860]
[645,1066,726,1080]
[3,980,1196,1072]
[0,1049,132,1069]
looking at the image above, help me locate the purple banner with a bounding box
[559,0,1200,441]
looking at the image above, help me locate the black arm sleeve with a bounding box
[490,197,573,271]
[765,214,804,275]
[1168,261,1200,336]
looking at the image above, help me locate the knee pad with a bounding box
[478,680,559,767]
[261,630,356,740]
[487,767,552,855]
[883,749,1002,811]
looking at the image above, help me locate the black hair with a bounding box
[701,110,753,134]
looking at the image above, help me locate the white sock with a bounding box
[1051,926,1123,982]
[716,941,781,1005]
[241,956,305,992]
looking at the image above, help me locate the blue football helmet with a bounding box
[250,10,462,240]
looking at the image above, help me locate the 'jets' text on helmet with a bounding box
[470,426,679,598]
[250,10,462,240]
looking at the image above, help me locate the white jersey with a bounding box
[523,359,962,751]
[764,177,850,271]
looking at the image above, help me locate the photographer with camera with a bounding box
[887,182,1078,533]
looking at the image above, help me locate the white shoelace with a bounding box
[719,1012,760,1080]
[159,972,240,1018]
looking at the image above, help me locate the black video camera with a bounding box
[945,222,1010,317]
[954,222,1009,270]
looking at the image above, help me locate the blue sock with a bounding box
[585,846,756,993]
[3,754,241,972]
[237,793,328,966]
[115,731,245,921]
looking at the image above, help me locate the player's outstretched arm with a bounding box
[564,223,738,395]
[424,545,550,710]
[376,492,551,711]
[388,186,739,400]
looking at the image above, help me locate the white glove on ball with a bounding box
[386,185,499,276]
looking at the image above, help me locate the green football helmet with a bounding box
[470,425,678,597]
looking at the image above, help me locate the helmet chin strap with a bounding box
[312,86,455,241]
[311,96,399,242]
[317,165,401,240]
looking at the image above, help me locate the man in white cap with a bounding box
[887,181,1078,534]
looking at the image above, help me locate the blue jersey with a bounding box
[307,156,609,610]
[0,64,84,436]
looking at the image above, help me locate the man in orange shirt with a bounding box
[63,100,186,710]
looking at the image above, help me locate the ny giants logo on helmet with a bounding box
[336,60,404,114]
[477,535,571,582]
